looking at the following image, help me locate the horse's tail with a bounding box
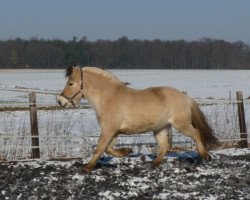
[191,100,218,149]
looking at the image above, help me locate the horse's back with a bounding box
[120,86,190,109]
[117,86,192,134]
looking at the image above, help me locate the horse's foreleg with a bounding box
[106,135,133,157]
[152,127,170,168]
[82,129,114,174]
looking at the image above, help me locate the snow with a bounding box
[212,148,250,156]
[0,69,250,199]
[112,70,250,99]
[0,69,250,101]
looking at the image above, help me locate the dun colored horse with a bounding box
[58,66,217,173]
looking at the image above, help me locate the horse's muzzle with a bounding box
[57,99,66,108]
[57,99,63,107]
[57,95,71,108]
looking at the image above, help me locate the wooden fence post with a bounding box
[236,91,248,148]
[29,92,40,158]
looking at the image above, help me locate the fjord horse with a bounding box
[58,66,217,173]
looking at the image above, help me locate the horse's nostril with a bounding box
[58,100,62,106]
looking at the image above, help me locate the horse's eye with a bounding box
[69,83,74,86]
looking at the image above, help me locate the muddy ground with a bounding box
[0,150,249,200]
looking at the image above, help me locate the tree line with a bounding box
[0,36,250,69]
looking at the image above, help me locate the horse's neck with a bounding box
[85,76,122,114]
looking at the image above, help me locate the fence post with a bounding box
[29,92,40,158]
[236,91,248,148]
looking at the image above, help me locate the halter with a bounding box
[60,67,83,108]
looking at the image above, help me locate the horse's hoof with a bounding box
[125,148,133,155]
[206,154,212,161]
[120,148,133,156]
[200,151,212,161]
[151,161,160,169]
[81,165,93,174]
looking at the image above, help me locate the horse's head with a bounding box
[58,66,84,108]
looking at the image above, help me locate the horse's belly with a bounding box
[119,115,166,134]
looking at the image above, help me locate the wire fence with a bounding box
[0,88,249,161]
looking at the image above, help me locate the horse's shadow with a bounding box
[94,150,203,170]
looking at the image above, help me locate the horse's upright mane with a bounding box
[65,65,80,78]
[65,66,74,78]
[83,67,123,85]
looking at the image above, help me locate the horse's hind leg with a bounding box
[171,118,210,160]
[152,126,171,168]
[106,135,133,157]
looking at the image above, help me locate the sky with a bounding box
[0,0,250,43]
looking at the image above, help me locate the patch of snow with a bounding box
[98,191,114,200]
[130,177,150,190]
[212,148,250,156]
[172,192,190,199]
[72,173,85,181]
[154,192,170,199]
[92,175,105,182]
[17,194,22,199]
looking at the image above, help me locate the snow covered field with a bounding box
[0,69,250,100]
[0,69,250,199]
[0,69,249,160]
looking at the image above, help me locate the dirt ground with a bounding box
[0,149,249,200]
